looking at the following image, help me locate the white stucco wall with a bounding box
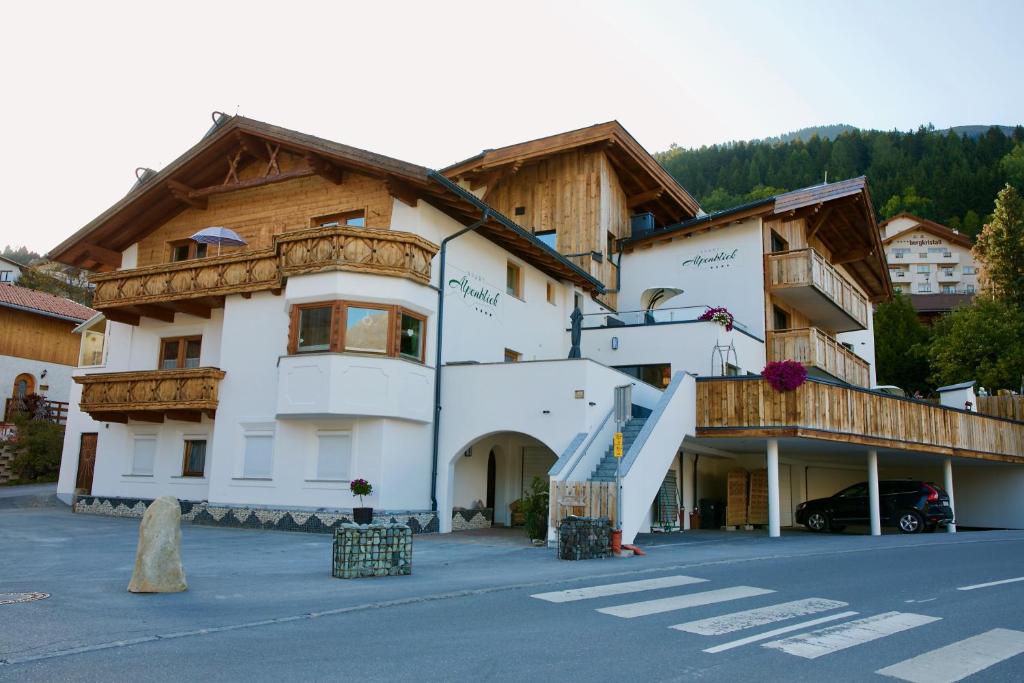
[0,355,75,406]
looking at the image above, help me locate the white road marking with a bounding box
[876,628,1024,683]
[672,598,849,635]
[530,575,708,603]
[956,576,1024,591]
[762,611,941,659]
[596,586,774,619]
[703,611,859,654]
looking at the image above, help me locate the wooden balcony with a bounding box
[74,367,226,423]
[90,227,439,324]
[769,327,870,388]
[766,248,869,332]
[696,377,1024,463]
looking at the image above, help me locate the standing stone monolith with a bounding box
[128,495,187,593]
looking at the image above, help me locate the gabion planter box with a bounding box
[332,523,412,579]
[558,516,611,561]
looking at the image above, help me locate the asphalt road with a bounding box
[3,505,1024,682]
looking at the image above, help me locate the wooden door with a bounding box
[486,450,497,512]
[13,373,34,398]
[75,433,98,495]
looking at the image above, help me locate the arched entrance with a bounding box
[12,373,34,398]
[450,432,558,532]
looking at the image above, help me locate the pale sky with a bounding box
[3,0,1022,255]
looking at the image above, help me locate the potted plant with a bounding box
[350,478,373,525]
[762,360,808,392]
[519,476,549,545]
[698,306,734,331]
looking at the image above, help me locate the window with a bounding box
[770,230,789,254]
[243,433,274,479]
[927,247,946,253]
[614,363,672,388]
[79,319,108,367]
[574,292,584,312]
[546,282,556,305]
[942,285,956,294]
[296,305,333,352]
[182,439,207,477]
[398,311,425,361]
[345,306,390,354]
[918,282,932,293]
[535,230,556,250]
[942,269,955,278]
[837,483,868,498]
[504,348,521,363]
[131,437,156,476]
[311,210,365,228]
[0,270,11,282]
[289,301,427,362]
[159,336,202,369]
[963,266,976,275]
[316,431,352,481]
[772,306,790,331]
[169,240,207,262]
[506,261,522,298]
[916,265,931,274]
[965,285,976,293]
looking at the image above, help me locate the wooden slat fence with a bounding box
[977,395,1024,422]
[549,481,616,528]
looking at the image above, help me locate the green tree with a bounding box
[881,186,935,219]
[927,297,1024,392]
[1000,144,1024,190]
[1,245,41,265]
[14,267,93,306]
[973,184,1024,308]
[5,412,65,483]
[873,294,932,393]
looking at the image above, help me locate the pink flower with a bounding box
[698,306,734,332]
[762,360,807,392]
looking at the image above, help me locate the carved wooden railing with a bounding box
[766,248,869,328]
[74,368,226,419]
[768,327,870,388]
[696,377,1024,463]
[91,227,439,310]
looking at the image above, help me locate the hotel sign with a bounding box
[446,265,502,318]
[682,248,740,271]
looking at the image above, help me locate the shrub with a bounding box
[519,476,550,541]
[6,413,64,482]
[762,360,808,392]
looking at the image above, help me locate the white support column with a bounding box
[766,439,780,538]
[944,457,957,533]
[867,449,881,537]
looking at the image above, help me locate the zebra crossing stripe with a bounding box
[703,611,859,654]
[531,575,708,603]
[876,628,1024,683]
[672,598,849,636]
[596,586,774,619]
[762,611,941,659]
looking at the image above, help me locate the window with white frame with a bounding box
[918,282,932,293]
[965,285,976,293]
[131,436,156,476]
[242,433,274,479]
[916,265,931,274]
[315,431,352,481]
[963,265,976,275]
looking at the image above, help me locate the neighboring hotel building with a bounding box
[51,116,1024,542]
[881,212,978,295]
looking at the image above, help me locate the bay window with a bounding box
[288,301,426,362]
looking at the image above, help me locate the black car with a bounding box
[795,480,954,534]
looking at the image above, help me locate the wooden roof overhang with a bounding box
[881,214,974,249]
[48,116,602,293]
[441,121,701,226]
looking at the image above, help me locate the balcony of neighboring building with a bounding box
[765,248,868,332]
[768,327,870,388]
[74,367,225,423]
[889,250,959,265]
[89,226,439,325]
[937,268,960,284]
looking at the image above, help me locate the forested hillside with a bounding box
[657,125,1024,234]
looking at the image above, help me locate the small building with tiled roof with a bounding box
[0,255,24,285]
[0,283,96,426]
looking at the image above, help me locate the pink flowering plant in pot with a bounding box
[698,306,734,332]
[762,360,808,392]
[350,478,374,525]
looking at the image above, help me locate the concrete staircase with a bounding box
[590,414,648,482]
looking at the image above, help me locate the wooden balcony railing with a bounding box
[3,398,69,425]
[766,248,869,329]
[90,227,439,323]
[696,377,1024,463]
[768,327,870,388]
[74,367,226,423]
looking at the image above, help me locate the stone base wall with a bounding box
[332,524,412,579]
[451,508,493,531]
[73,495,439,534]
[558,516,612,560]
[0,445,14,484]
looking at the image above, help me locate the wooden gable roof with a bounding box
[48,116,602,292]
[441,121,701,225]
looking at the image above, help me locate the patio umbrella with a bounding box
[190,226,247,255]
[568,307,583,359]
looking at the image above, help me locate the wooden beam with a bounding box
[305,153,345,185]
[79,243,122,268]
[167,179,208,210]
[166,410,202,423]
[164,300,212,319]
[236,132,269,160]
[133,304,176,323]
[100,309,141,326]
[90,412,128,424]
[627,188,664,209]
[128,411,165,424]
[386,177,419,207]
[833,247,874,265]
[806,206,834,240]
[189,169,315,198]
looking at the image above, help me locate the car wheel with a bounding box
[897,510,924,534]
[806,511,829,532]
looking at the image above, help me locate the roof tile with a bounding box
[0,284,95,322]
